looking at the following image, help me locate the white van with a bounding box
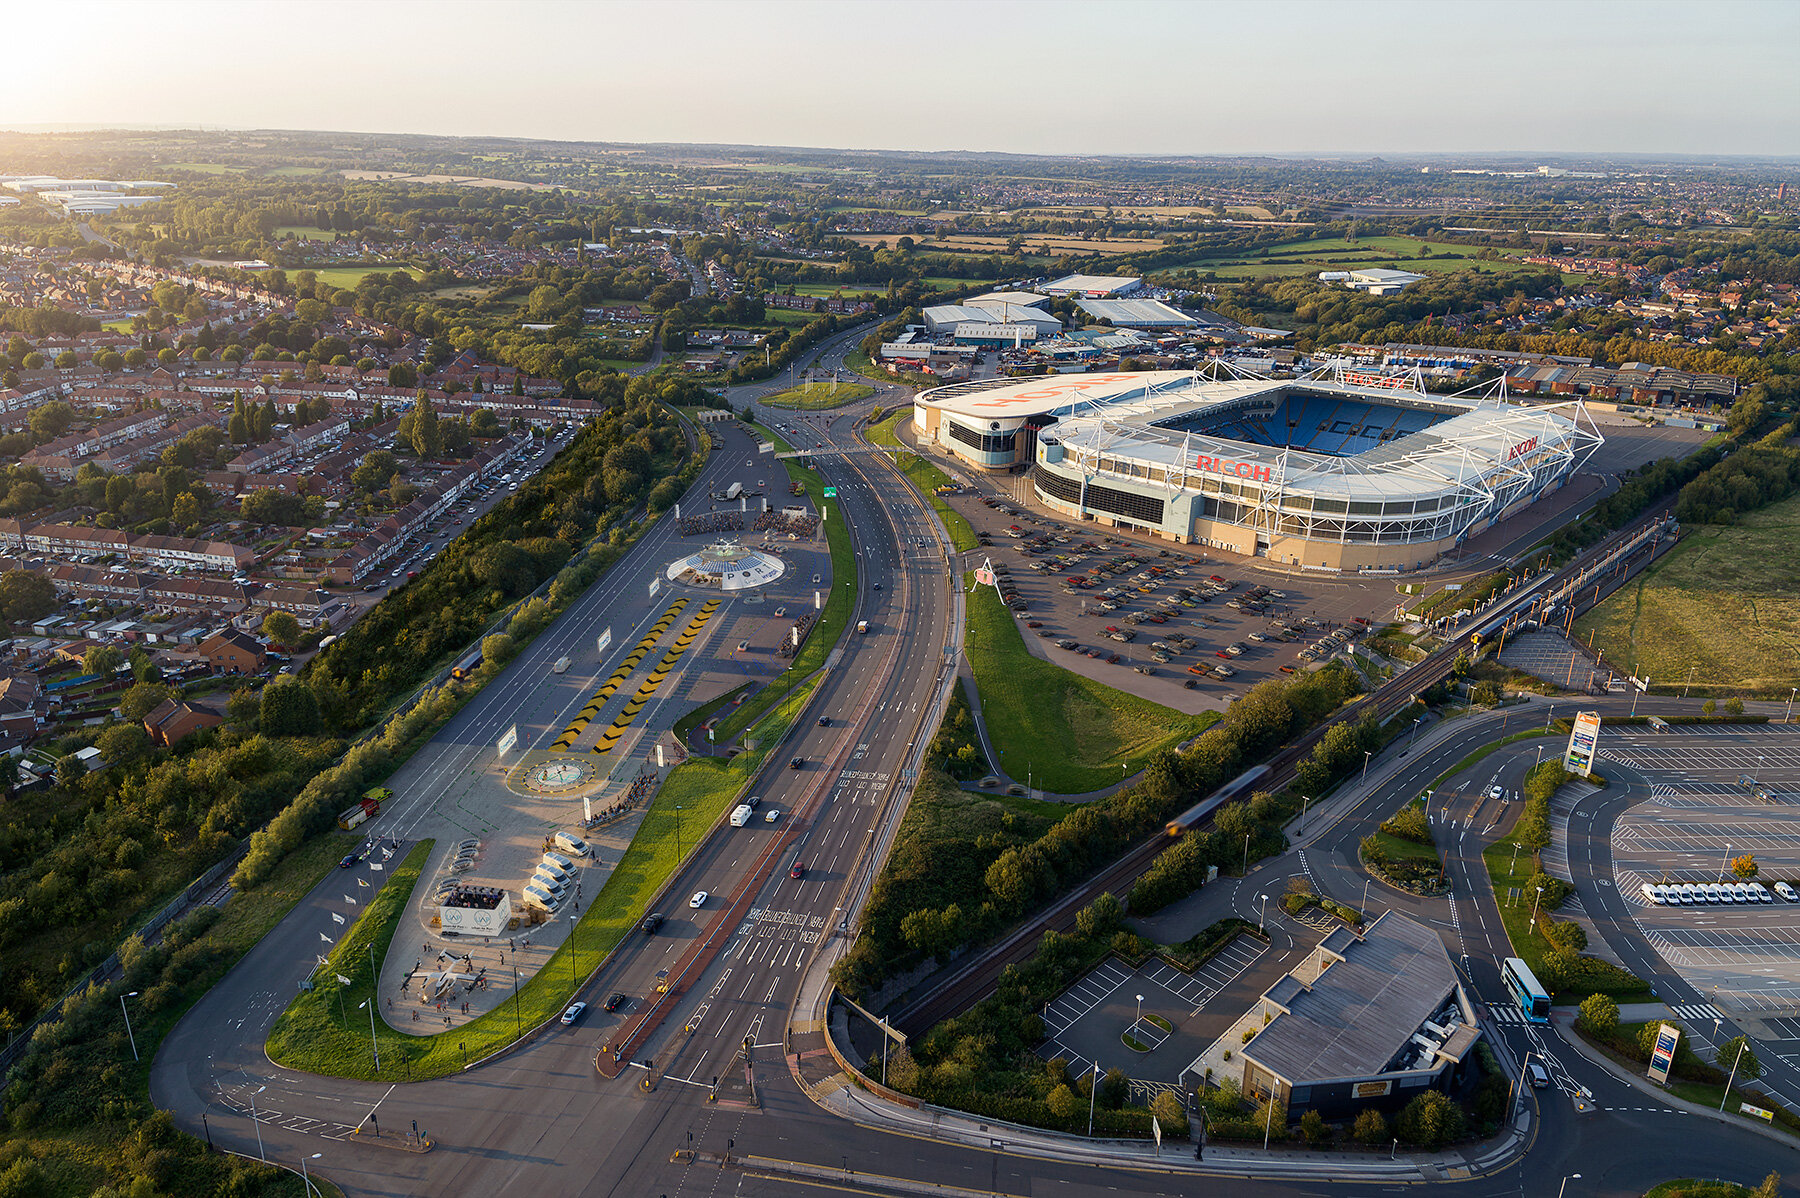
[1705,884,1724,903]
[536,857,573,883]
[522,884,559,909]
[1680,883,1700,904]
[554,832,590,857]
[542,851,575,874]
[530,870,567,895]
[1641,883,1661,904]
[1776,881,1799,902]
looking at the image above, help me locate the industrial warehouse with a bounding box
[911,365,1604,572]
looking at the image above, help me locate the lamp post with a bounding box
[300,1152,322,1198]
[1299,794,1313,833]
[1361,873,1372,915]
[1087,1061,1102,1137]
[247,1084,266,1162]
[1720,1039,1748,1111]
[1719,842,1732,885]
[1558,1174,1582,1198]
[674,805,683,861]
[1361,750,1372,783]
[1408,715,1423,751]
[1258,893,1269,934]
[120,991,139,1062]
[357,999,380,1074]
[1530,885,1545,934]
[1135,994,1144,1024]
[1787,686,1797,723]
[1242,832,1251,877]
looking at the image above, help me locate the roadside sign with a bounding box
[496,724,518,756]
[1741,1102,1775,1122]
[823,487,837,498]
[1564,710,1601,777]
[596,627,612,656]
[1647,1022,1681,1085]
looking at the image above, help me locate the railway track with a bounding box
[890,505,1674,1037]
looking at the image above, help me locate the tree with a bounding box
[119,681,174,723]
[260,675,322,736]
[1352,1106,1388,1145]
[83,645,124,677]
[1578,993,1619,1037]
[55,754,88,788]
[228,409,249,443]
[1046,1084,1079,1122]
[411,392,442,458]
[262,611,303,648]
[1299,1108,1330,1145]
[0,569,57,624]
[96,723,151,766]
[241,488,305,526]
[1716,1035,1763,1081]
[1100,1067,1129,1109]
[1075,892,1123,939]
[1151,1088,1187,1127]
[1754,1171,1783,1198]
[1732,853,1759,879]
[1702,699,1717,715]
[171,490,201,527]
[28,401,73,441]
[1395,1089,1465,1148]
[481,632,515,669]
[1724,697,1745,716]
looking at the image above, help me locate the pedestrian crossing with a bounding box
[1488,1005,1535,1025]
[1667,1002,1725,1022]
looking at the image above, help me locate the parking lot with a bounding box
[946,489,1386,712]
[1607,726,1800,1013]
[1036,936,1268,1082]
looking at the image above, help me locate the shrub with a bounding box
[1352,1106,1388,1145]
[1578,993,1619,1037]
[1151,1089,1187,1126]
[1395,1089,1465,1149]
[1379,798,1433,845]
[1299,1108,1330,1145]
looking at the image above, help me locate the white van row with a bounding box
[1642,881,1797,905]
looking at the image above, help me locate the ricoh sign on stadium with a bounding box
[917,368,1602,573]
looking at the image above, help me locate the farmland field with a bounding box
[1574,494,1800,694]
[309,264,414,289]
[1173,235,1532,280]
[274,225,341,242]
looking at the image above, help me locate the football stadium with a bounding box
[912,366,1604,572]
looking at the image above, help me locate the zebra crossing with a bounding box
[1489,999,1721,1025]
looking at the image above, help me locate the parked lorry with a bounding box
[337,795,382,831]
[730,804,753,827]
[723,482,743,501]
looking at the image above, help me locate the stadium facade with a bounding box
[912,366,1603,572]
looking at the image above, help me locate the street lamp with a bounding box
[1136,994,1144,1023]
[1299,794,1313,833]
[1242,832,1251,877]
[1720,1038,1749,1111]
[1258,893,1269,934]
[1087,1060,1102,1137]
[1719,842,1732,885]
[1530,885,1545,933]
[1407,716,1423,751]
[300,1152,322,1198]
[1558,1174,1582,1198]
[1787,686,1797,723]
[1361,750,1372,783]
[247,1084,267,1162]
[120,991,139,1062]
[674,804,683,861]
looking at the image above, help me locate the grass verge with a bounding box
[964,571,1217,793]
[867,410,979,552]
[760,381,874,409]
[265,685,818,1082]
[1483,837,1644,1000]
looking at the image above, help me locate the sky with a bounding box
[3,0,1796,158]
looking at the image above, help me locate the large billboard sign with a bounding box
[1565,710,1601,777]
[1192,453,1278,484]
[1647,1021,1681,1085]
[439,895,512,937]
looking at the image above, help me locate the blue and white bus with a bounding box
[1501,957,1551,1023]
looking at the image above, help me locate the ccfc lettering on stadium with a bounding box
[1194,454,1272,483]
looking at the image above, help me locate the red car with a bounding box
[790,862,806,879]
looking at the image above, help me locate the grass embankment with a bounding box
[867,410,979,551]
[760,381,875,409]
[266,682,818,1082]
[711,424,854,745]
[964,572,1217,793]
[1482,837,1646,1002]
[1575,493,1800,694]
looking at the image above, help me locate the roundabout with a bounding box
[665,537,785,591]
[511,752,607,797]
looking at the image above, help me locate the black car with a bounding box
[640,912,664,935]
[817,716,830,726]
[338,853,359,869]
[790,756,805,770]
[604,992,627,1012]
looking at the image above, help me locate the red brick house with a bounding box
[142,698,223,747]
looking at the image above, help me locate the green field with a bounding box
[1173,235,1531,281]
[102,317,134,332]
[1575,494,1800,694]
[275,225,341,241]
[964,575,1217,793]
[265,166,329,176]
[309,264,412,289]
[164,161,245,174]
[760,381,874,410]
[866,412,978,551]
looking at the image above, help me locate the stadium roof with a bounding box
[1076,298,1198,328]
[1040,273,1142,297]
[1350,268,1427,284]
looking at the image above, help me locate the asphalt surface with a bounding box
[147,336,1800,1196]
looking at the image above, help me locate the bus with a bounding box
[1501,957,1551,1023]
